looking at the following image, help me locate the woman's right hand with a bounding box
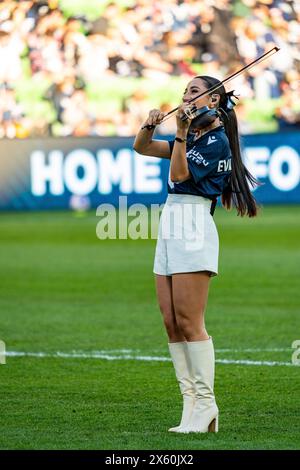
[142,109,166,128]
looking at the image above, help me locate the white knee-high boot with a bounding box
[168,342,195,432]
[181,337,219,433]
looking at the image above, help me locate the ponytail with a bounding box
[219,106,262,217]
[197,75,262,217]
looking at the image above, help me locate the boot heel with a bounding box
[208,415,218,433]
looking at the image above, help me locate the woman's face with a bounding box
[182,78,218,110]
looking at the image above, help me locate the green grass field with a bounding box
[0,205,299,450]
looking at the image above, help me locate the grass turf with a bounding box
[0,205,299,449]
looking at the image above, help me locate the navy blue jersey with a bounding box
[167,125,232,200]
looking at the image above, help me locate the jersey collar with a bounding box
[188,124,224,145]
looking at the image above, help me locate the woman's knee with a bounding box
[176,315,193,338]
[161,309,177,333]
[160,306,185,341]
[175,308,206,339]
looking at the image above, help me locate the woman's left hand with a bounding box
[176,105,192,134]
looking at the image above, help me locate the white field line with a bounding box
[85,348,294,353]
[5,347,291,354]
[159,348,293,353]
[4,350,298,367]
[216,348,292,353]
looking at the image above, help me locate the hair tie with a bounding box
[224,90,239,111]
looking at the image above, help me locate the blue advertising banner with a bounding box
[241,131,300,204]
[0,132,299,210]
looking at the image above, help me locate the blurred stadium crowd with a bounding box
[0,0,299,138]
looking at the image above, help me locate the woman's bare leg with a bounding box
[171,272,211,341]
[155,274,185,342]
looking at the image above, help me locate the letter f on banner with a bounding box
[0,340,6,364]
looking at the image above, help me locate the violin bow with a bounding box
[142,46,280,130]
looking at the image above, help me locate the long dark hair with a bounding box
[196,75,262,217]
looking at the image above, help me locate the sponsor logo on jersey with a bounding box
[187,148,209,166]
[217,158,231,172]
[207,135,217,145]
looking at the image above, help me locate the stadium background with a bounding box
[0,0,299,451]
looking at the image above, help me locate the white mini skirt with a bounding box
[153,193,219,277]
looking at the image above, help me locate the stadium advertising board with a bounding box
[0,133,299,210]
